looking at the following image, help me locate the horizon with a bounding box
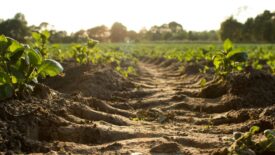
[0,0,275,33]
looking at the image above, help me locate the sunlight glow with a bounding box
[0,0,274,32]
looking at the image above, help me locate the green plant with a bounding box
[73,39,98,64]
[227,126,275,154]
[115,66,136,78]
[212,39,248,77]
[31,30,51,57]
[267,60,275,74]
[0,35,63,100]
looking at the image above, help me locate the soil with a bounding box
[0,58,274,154]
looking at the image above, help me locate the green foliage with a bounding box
[0,13,29,42]
[227,126,275,154]
[32,30,51,57]
[212,39,248,77]
[110,22,127,42]
[116,66,136,78]
[73,39,98,64]
[38,59,63,77]
[71,40,137,78]
[0,35,63,100]
[199,78,207,87]
[223,39,233,52]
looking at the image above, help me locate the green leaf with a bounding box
[213,56,223,69]
[260,129,275,152]
[9,48,25,63]
[200,78,207,87]
[27,49,42,66]
[38,59,63,77]
[264,129,275,139]
[0,35,10,52]
[249,126,260,134]
[223,39,233,52]
[32,32,41,41]
[87,39,98,48]
[76,53,87,64]
[41,30,50,39]
[18,58,29,74]
[236,65,244,71]
[0,35,8,44]
[10,66,25,83]
[11,76,17,84]
[0,84,13,100]
[227,51,248,62]
[0,71,10,85]
[8,39,24,53]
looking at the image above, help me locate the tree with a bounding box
[242,18,255,42]
[50,30,71,43]
[126,30,139,42]
[253,10,275,42]
[0,13,29,42]
[138,27,148,41]
[220,10,275,43]
[110,22,127,42]
[168,21,183,33]
[72,30,88,43]
[39,22,49,31]
[188,31,198,41]
[220,17,243,42]
[208,30,219,41]
[87,25,109,42]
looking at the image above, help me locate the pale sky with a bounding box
[0,0,274,33]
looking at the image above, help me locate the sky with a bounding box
[0,0,274,33]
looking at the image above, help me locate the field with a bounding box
[0,35,275,154]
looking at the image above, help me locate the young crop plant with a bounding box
[0,35,63,100]
[224,126,275,154]
[267,60,275,74]
[31,30,51,57]
[73,39,99,64]
[48,44,65,62]
[115,66,136,78]
[212,39,248,77]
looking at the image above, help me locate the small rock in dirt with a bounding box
[150,142,180,153]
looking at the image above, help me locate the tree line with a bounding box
[0,10,274,43]
[220,10,275,43]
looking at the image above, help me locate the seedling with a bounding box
[73,39,98,64]
[212,39,248,77]
[227,126,275,154]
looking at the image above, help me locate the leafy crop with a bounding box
[71,41,137,77]
[0,35,63,100]
[212,39,248,77]
[115,66,136,78]
[73,39,98,64]
[31,30,51,57]
[226,126,275,154]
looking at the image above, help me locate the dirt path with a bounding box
[120,61,229,154]
[56,60,237,154]
[3,59,273,154]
